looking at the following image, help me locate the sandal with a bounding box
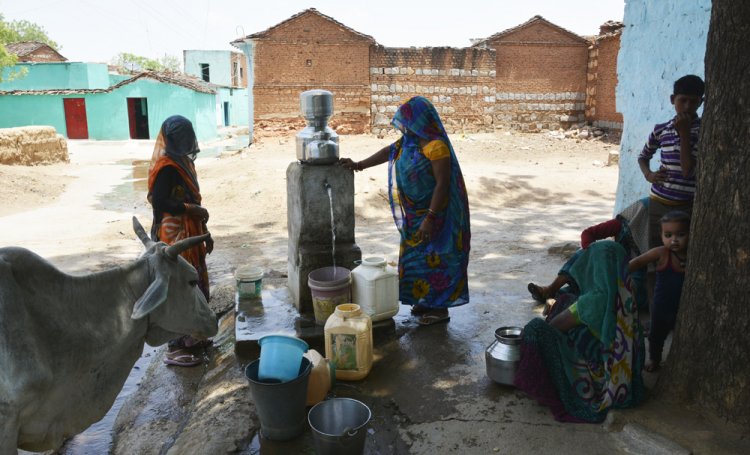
[417,310,450,326]
[163,349,203,367]
[410,305,431,316]
[527,283,548,303]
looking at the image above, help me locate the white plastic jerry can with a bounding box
[351,256,399,322]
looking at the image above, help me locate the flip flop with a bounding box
[163,349,203,367]
[417,311,450,326]
[527,283,548,303]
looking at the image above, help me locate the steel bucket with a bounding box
[245,357,311,441]
[308,398,371,455]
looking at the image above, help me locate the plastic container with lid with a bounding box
[324,304,373,381]
[302,349,335,406]
[351,257,399,322]
[235,265,263,299]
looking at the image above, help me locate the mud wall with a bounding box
[586,32,623,130]
[252,12,372,135]
[369,46,496,134]
[485,22,589,131]
[0,126,69,165]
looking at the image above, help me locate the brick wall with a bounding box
[369,46,496,134]
[252,12,372,134]
[586,33,623,130]
[484,21,589,131]
[249,12,621,135]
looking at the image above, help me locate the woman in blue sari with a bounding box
[340,96,471,325]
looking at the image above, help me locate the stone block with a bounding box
[286,163,361,312]
[608,150,620,166]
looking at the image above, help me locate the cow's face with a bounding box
[130,217,218,346]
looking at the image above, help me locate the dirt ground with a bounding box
[0,129,620,290]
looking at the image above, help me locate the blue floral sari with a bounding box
[387,96,471,309]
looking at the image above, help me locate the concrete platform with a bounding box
[235,286,400,362]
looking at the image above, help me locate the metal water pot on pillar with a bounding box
[296,89,339,165]
[485,326,523,385]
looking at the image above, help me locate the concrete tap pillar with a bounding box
[287,162,361,313]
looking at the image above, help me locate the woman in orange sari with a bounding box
[147,115,214,367]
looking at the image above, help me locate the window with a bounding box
[306,59,312,67]
[200,63,210,82]
[232,61,239,86]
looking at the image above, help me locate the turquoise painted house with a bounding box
[183,50,249,128]
[0,62,218,141]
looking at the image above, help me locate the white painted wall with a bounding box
[614,0,711,212]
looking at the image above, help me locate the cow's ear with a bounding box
[132,276,168,319]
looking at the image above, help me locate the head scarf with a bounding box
[162,115,200,159]
[147,115,201,198]
[391,96,451,144]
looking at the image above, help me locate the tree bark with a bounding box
[656,0,750,425]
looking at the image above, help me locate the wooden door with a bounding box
[127,98,138,139]
[127,98,150,139]
[63,98,89,139]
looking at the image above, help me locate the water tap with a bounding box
[324,181,331,191]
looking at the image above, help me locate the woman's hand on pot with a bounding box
[338,158,361,171]
[185,203,209,222]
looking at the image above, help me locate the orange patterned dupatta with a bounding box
[147,130,209,299]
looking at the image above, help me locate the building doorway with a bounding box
[63,98,89,139]
[127,98,150,139]
[223,102,230,126]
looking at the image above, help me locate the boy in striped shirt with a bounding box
[638,74,704,249]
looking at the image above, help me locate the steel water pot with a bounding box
[485,326,522,385]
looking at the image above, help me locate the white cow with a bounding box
[0,217,218,454]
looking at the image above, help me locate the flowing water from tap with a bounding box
[327,186,336,277]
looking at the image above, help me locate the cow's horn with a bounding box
[165,234,210,259]
[133,216,155,248]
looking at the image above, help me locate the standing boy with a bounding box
[638,74,704,249]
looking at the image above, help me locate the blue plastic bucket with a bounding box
[258,335,309,382]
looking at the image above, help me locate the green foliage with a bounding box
[112,53,181,72]
[158,54,181,72]
[0,14,57,82]
[0,13,60,49]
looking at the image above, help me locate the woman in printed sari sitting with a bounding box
[339,96,471,325]
[514,240,645,423]
[147,115,214,367]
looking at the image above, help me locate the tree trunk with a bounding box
[656,0,750,425]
